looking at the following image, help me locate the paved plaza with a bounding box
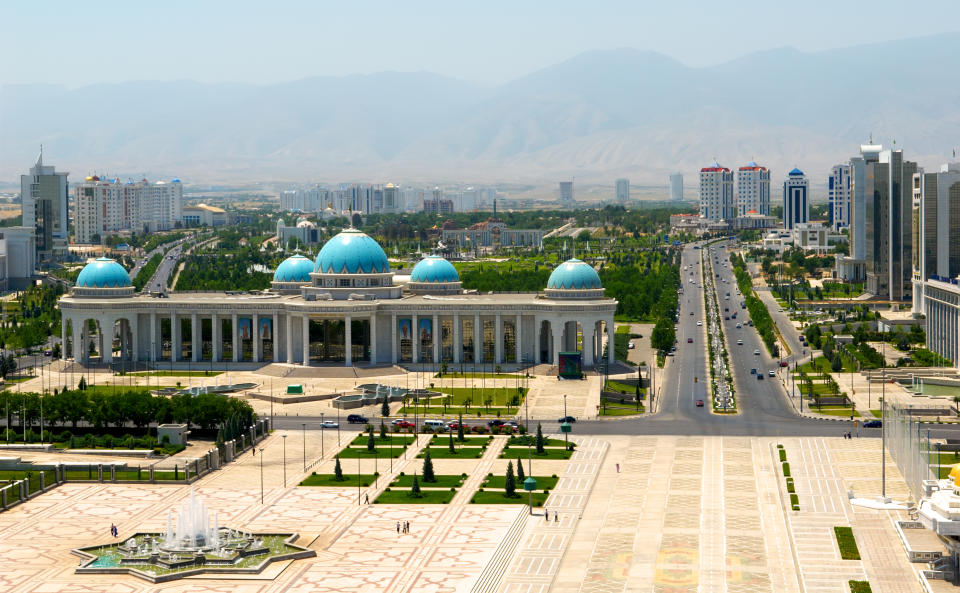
[0,428,930,593]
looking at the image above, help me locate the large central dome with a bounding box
[315,229,389,274]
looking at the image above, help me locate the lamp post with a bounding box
[282,434,287,488]
[321,412,326,461]
[259,447,265,504]
[301,423,306,471]
[523,443,537,515]
[560,394,572,451]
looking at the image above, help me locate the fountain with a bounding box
[72,487,314,583]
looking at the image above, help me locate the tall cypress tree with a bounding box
[366,425,376,452]
[410,473,422,498]
[536,422,545,454]
[457,413,465,442]
[334,456,344,481]
[448,430,455,453]
[517,457,526,482]
[505,461,516,497]
[422,450,436,482]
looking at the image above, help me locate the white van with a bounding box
[423,419,446,431]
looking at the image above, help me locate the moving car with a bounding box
[768,370,776,377]
[737,339,743,345]
[391,419,414,428]
[321,420,339,428]
[863,420,882,428]
[750,368,757,374]
[687,337,693,343]
[736,323,742,328]
[557,416,577,423]
[754,349,760,355]
[757,374,764,380]
[696,321,702,326]
[696,400,704,407]
[780,361,789,367]
[487,419,506,427]
[346,414,369,424]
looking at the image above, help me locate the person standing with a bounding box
[396,521,400,534]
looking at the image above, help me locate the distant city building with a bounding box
[782,168,809,230]
[864,149,917,301]
[441,219,543,249]
[181,203,228,227]
[559,181,574,204]
[383,183,399,213]
[423,188,455,215]
[828,164,851,230]
[20,149,68,263]
[615,178,629,202]
[669,172,684,201]
[736,161,770,216]
[699,162,734,221]
[74,176,183,243]
[912,162,960,315]
[850,143,883,261]
[276,217,320,247]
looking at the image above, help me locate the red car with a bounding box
[687,338,693,343]
[695,400,705,407]
[391,420,415,429]
[779,361,789,367]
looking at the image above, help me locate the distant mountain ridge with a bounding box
[2,33,959,187]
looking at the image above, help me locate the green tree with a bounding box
[381,395,390,417]
[457,413,465,442]
[379,421,387,439]
[831,354,843,373]
[422,450,436,482]
[409,473,422,498]
[366,425,376,452]
[448,430,455,453]
[334,456,344,481]
[535,422,545,454]
[650,317,675,355]
[516,456,525,482]
[78,376,87,391]
[505,461,517,497]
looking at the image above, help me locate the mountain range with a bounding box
[2,33,959,190]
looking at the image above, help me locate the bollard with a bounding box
[40,472,45,493]
[98,464,103,483]
[21,479,27,500]
[110,466,116,482]
[149,466,155,483]
[1,488,5,509]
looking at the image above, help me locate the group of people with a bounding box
[396,521,411,534]
[109,523,118,538]
[843,431,858,439]
[543,510,559,522]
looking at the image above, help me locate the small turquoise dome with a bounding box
[547,259,601,290]
[410,256,459,283]
[76,258,132,288]
[789,167,804,176]
[315,229,389,274]
[273,254,314,282]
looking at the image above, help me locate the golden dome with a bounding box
[949,464,960,484]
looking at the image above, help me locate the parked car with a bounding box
[487,419,506,427]
[391,419,414,428]
[346,414,369,424]
[628,341,635,349]
[557,416,577,423]
[780,361,789,367]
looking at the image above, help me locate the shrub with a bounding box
[790,493,799,509]
[848,580,872,593]
[782,462,791,477]
[779,449,787,462]
[834,526,861,560]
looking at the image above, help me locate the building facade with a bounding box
[736,161,770,216]
[850,143,883,261]
[913,163,960,314]
[559,181,574,204]
[615,178,629,202]
[783,168,808,230]
[58,230,616,370]
[74,176,183,243]
[864,149,917,301]
[699,162,734,221]
[20,150,68,263]
[441,220,544,249]
[670,172,683,201]
[923,278,960,368]
[828,164,851,230]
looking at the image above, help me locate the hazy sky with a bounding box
[3,0,958,87]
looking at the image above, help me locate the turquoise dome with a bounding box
[273,254,314,282]
[410,256,459,283]
[315,229,389,274]
[547,259,601,290]
[76,258,132,288]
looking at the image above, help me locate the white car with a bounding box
[696,321,702,326]
[736,322,742,328]
[321,421,338,428]
[754,349,760,355]
[737,339,742,345]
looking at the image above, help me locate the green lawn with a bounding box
[471,490,549,506]
[397,406,520,416]
[500,447,572,460]
[429,435,492,447]
[375,489,456,504]
[416,447,485,459]
[435,372,524,379]
[390,474,466,488]
[483,475,558,490]
[299,473,379,487]
[604,380,644,396]
[809,406,860,417]
[349,435,415,447]
[507,436,568,447]
[599,402,645,416]
[433,387,527,406]
[336,446,408,458]
[834,526,861,560]
[125,370,224,377]
[870,409,882,418]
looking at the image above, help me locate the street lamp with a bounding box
[523,443,537,515]
[302,423,306,471]
[259,447,265,504]
[560,394,572,451]
[282,434,287,488]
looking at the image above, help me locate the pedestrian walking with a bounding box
[364,493,369,504]
[406,521,410,533]
[616,463,620,473]
[554,513,558,523]
[396,521,400,534]
[544,510,549,521]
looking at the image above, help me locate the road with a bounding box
[144,239,191,294]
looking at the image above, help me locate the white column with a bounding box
[191,313,200,363]
[370,314,377,365]
[411,313,419,364]
[534,317,541,365]
[474,313,482,364]
[582,321,595,368]
[273,313,280,362]
[391,313,398,364]
[102,317,113,364]
[252,313,260,363]
[73,317,83,362]
[495,313,503,364]
[61,317,67,361]
[231,313,239,363]
[302,314,310,366]
[453,313,461,364]
[432,313,439,364]
[130,315,139,362]
[344,315,352,366]
[607,318,615,364]
[150,312,157,362]
[171,313,179,362]
[552,321,563,367]
[286,314,294,364]
[212,313,220,362]
[515,313,522,364]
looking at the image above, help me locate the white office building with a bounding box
[74,176,183,243]
[699,162,734,221]
[20,150,69,263]
[670,172,683,201]
[615,178,629,202]
[736,161,770,216]
[783,168,809,230]
[828,164,851,230]
[850,143,884,261]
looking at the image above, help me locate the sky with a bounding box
[2,0,958,87]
